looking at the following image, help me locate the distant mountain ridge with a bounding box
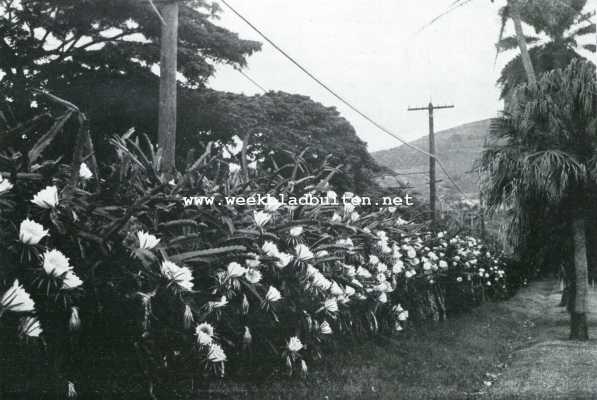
[372,119,493,200]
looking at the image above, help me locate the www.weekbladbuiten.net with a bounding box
[182,193,414,208]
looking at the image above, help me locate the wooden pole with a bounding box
[428,102,436,222]
[408,103,454,222]
[158,1,179,176]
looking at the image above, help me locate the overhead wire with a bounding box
[218,0,471,199]
[236,68,268,93]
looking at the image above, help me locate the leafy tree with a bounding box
[0,0,261,133]
[177,90,388,194]
[481,60,597,339]
[495,0,596,100]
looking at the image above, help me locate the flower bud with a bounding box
[243,326,252,346]
[301,359,308,375]
[69,307,80,332]
[67,381,77,398]
[242,294,250,315]
[183,304,194,329]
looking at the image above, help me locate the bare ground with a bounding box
[482,280,597,400]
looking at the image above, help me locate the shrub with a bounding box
[0,104,512,399]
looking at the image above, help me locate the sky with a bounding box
[209,0,597,152]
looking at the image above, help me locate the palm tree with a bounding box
[481,60,597,340]
[496,0,596,100]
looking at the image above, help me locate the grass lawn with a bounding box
[200,285,545,400]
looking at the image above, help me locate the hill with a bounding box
[372,119,493,202]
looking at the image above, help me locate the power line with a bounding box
[236,68,268,93]
[414,0,474,35]
[218,0,471,199]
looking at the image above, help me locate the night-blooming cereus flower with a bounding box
[210,296,228,309]
[287,336,303,353]
[399,309,409,321]
[0,175,13,194]
[253,211,271,227]
[323,298,339,313]
[320,321,332,335]
[336,238,354,249]
[19,218,49,245]
[330,282,344,297]
[265,286,282,303]
[345,285,356,297]
[289,226,303,237]
[31,185,59,208]
[0,280,35,313]
[275,252,293,269]
[161,260,194,291]
[207,343,227,363]
[195,322,215,345]
[264,196,282,212]
[228,163,241,174]
[62,271,83,290]
[79,162,93,180]
[227,262,247,278]
[19,316,42,338]
[244,268,262,284]
[137,231,160,249]
[246,257,261,268]
[356,266,372,279]
[42,249,72,277]
[295,244,314,261]
[344,202,355,214]
[343,264,356,277]
[316,250,329,257]
[262,241,279,257]
[393,260,404,274]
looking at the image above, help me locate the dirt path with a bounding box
[483,280,597,400]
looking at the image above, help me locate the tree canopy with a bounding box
[495,0,595,100]
[0,0,261,121]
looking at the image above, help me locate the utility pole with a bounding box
[157,0,179,176]
[407,102,454,222]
